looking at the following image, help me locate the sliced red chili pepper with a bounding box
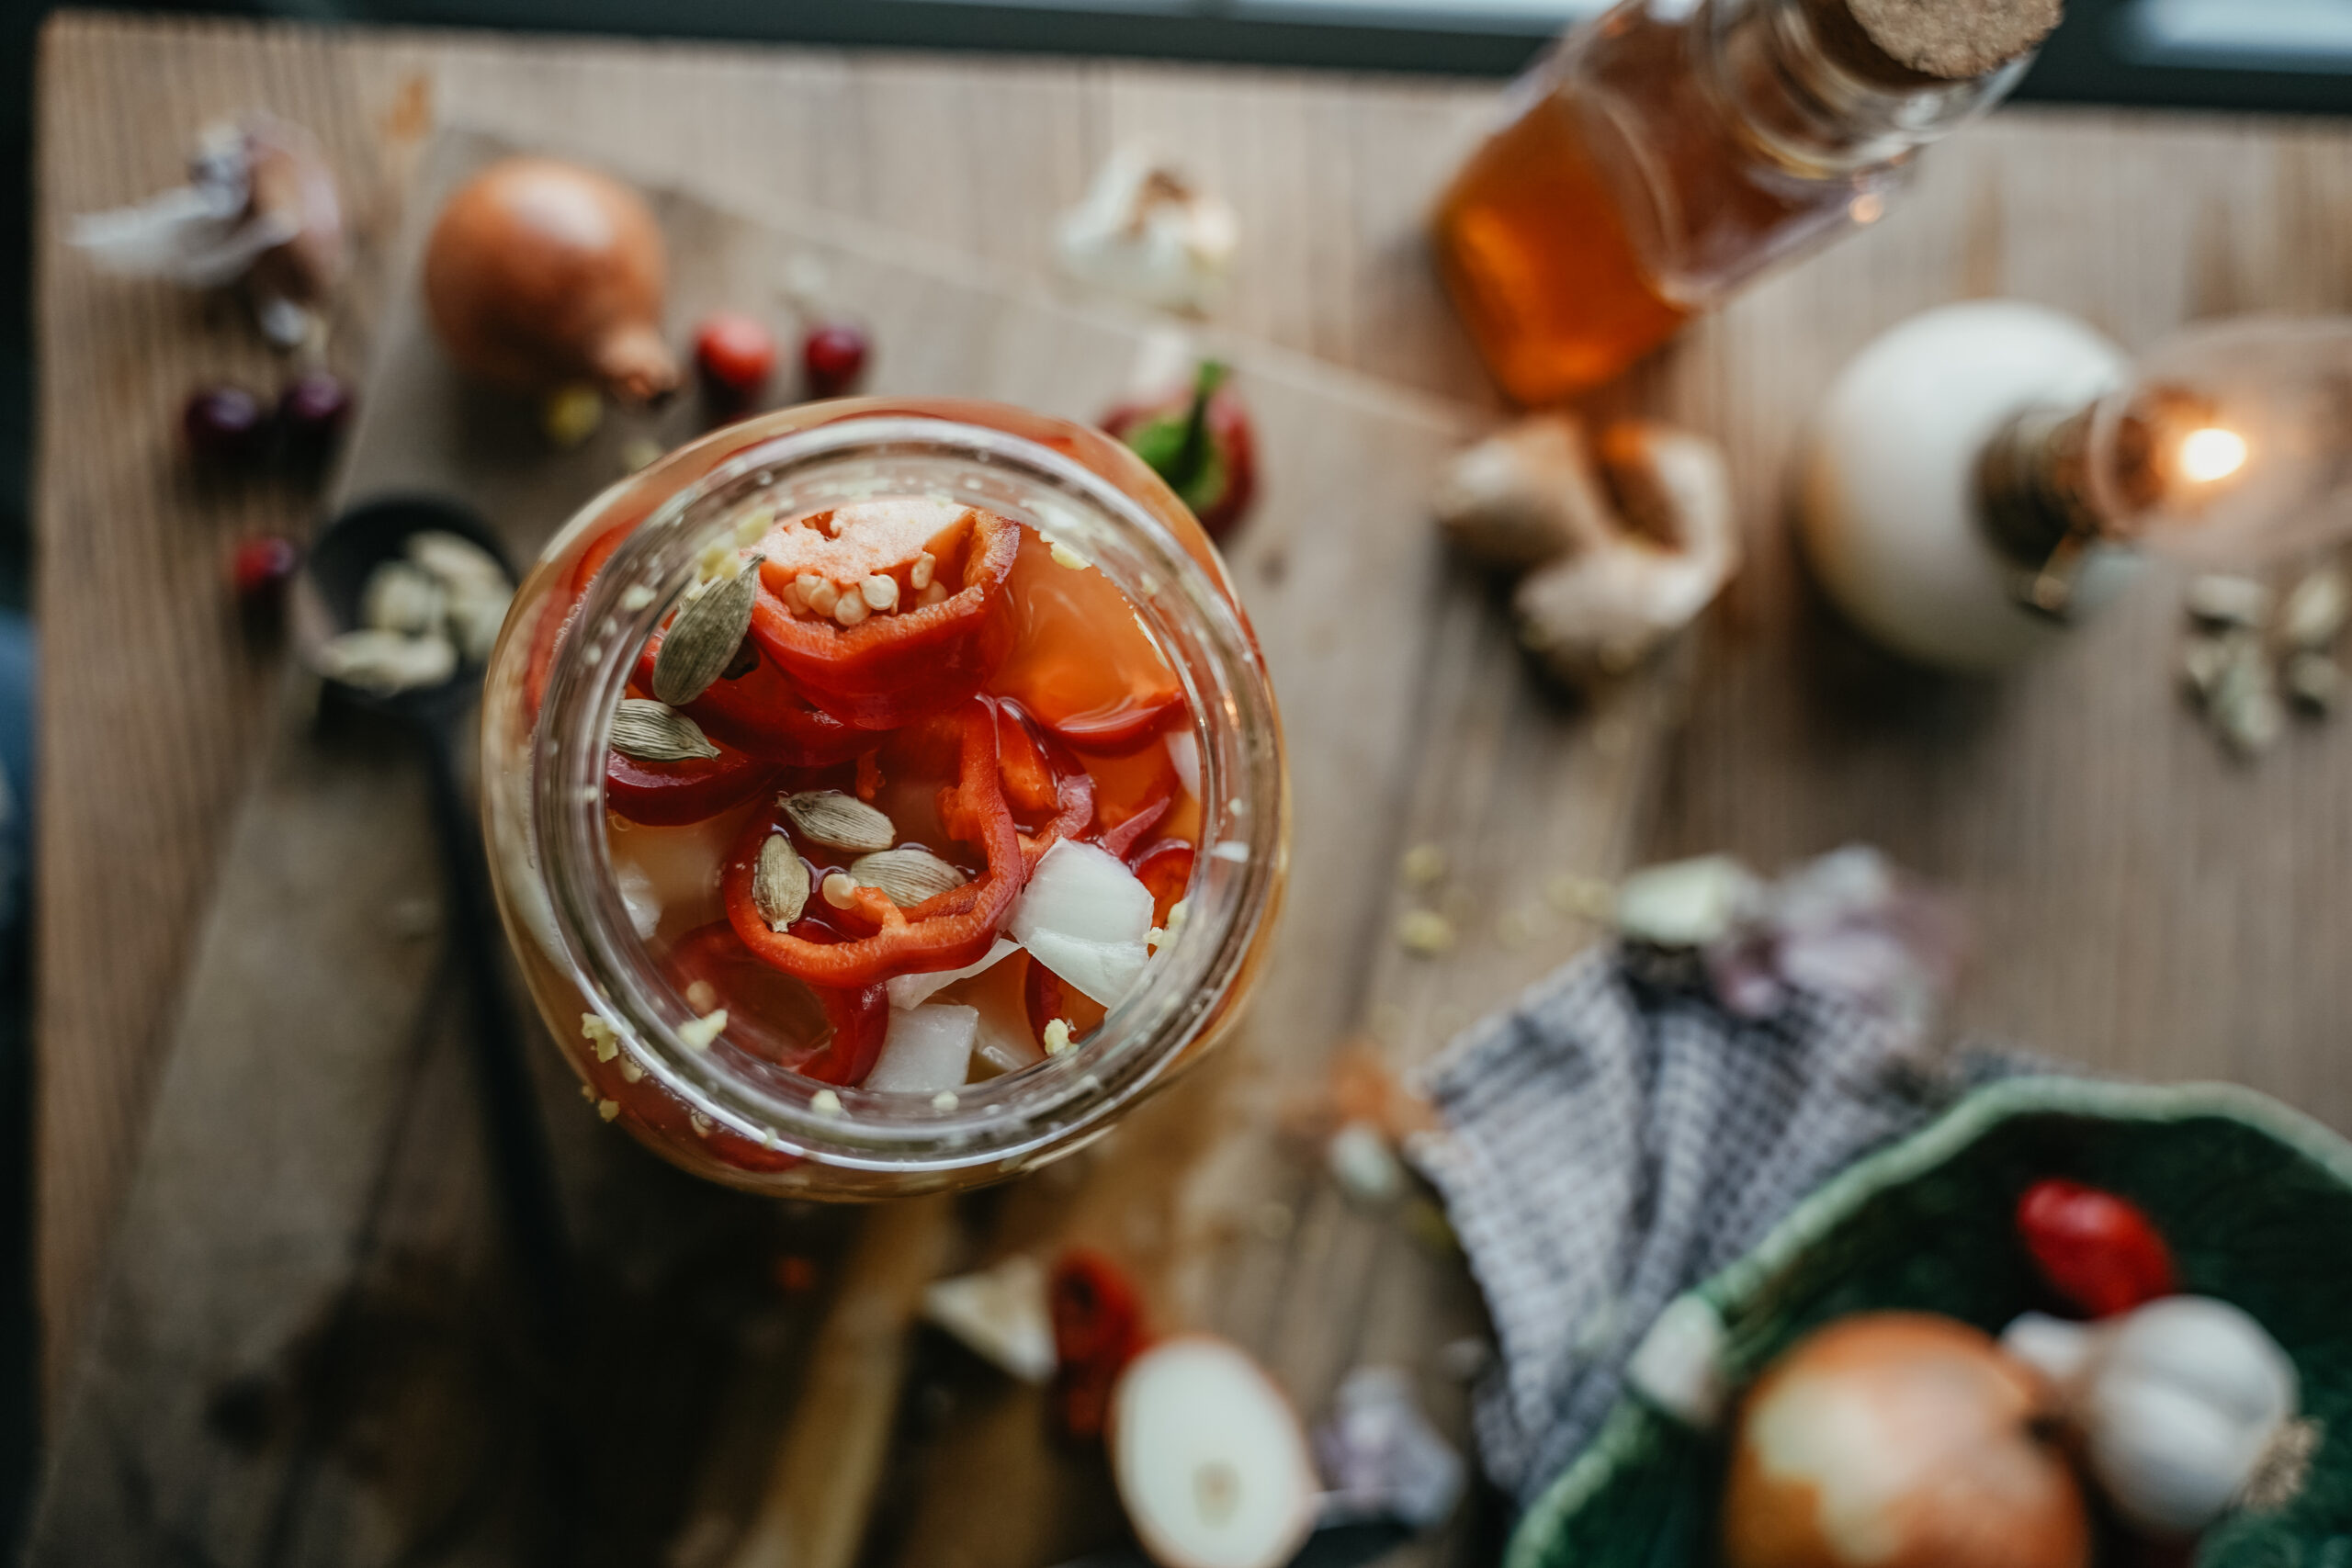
[750,507,1021,730]
[996,700,1096,848]
[633,636,876,768]
[800,982,891,1087]
[721,699,1026,989]
[1023,956,1109,1047]
[2017,1179,2177,1317]
[1129,839,1195,928]
[1049,1248,1148,1440]
[605,740,779,827]
[1097,794,1171,861]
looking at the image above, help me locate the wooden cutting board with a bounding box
[28,127,1663,1568]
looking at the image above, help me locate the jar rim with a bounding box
[525,411,1288,1176]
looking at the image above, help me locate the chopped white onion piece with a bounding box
[861,1004,978,1095]
[922,1255,1056,1383]
[887,937,1018,1012]
[1166,729,1202,798]
[1010,839,1157,1007]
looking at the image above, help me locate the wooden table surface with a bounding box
[30,10,2352,1563]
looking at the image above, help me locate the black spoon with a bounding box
[301,493,574,1337]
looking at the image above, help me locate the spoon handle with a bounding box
[419,718,576,1346]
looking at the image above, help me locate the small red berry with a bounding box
[802,321,870,400]
[277,371,354,457]
[231,535,302,608]
[184,386,270,464]
[695,312,777,400]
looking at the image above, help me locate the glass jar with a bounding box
[480,399,1289,1199]
[1432,0,2037,405]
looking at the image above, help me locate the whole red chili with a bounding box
[2017,1178,2177,1317]
[1049,1247,1147,1440]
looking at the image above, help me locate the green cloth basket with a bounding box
[1505,1077,2352,1568]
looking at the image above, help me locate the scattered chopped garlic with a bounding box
[812,1088,845,1117]
[677,1009,729,1052]
[1043,1019,1074,1055]
[619,1058,644,1083]
[690,1111,714,1138]
[933,1090,960,1111]
[581,1013,621,1062]
[1146,925,1168,952]
[579,1082,594,1102]
[685,979,718,1012]
[1400,843,1447,888]
[619,583,656,612]
[1210,840,1250,863]
[734,508,775,547]
[1165,898,1190,937]
[597,1099,621,1122]
[1048,539,1091,571]
[579,784,602,804]
[1396,909,1456,957]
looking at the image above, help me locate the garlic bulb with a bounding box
[71,114,345,348]
[2002,1296,2300,1535]
[1056,144,1238,314]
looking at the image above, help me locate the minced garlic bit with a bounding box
[677,1009,729,1052]
[597,1099,621,1122]
[1165,898,1190,937]
[581,1013,621,1063]
[932,1090,959,1111]
[812,1089,845,1117]
[685,979,718,1012]
[1396,908,1456,957]
[696,541,744,583]
[579,1082,595,1102]
[619,583,657,611]
[734,508,775,547]
[1400,842,1447,888]
[1043,1019,1074,1055]
[1048,539,1091,571]
[822,872,859,909]
[689,1111,714,1138]
[1146,925,1168,953]
[579,784,602,804]
[619,1058,645,1084]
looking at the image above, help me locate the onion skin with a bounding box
[423,157,678,401]
[1722,1313,2089,1568]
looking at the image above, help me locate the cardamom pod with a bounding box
[651,552,763,705]
[754,833,809,930]
[850,847,967,908]
[610,698,721,762]
[781,790,896,853]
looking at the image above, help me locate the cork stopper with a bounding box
[1844,0,2063,80]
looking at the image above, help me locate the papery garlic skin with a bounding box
[2002,1296,2300,1536]
[1057,144,1238,314]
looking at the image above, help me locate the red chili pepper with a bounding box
[1099,360,1259,542]
[1096,793,1172,861]
[633,637,877,768]
[605,740,779,826]
[996,700,1096,854]
[2017,1178,2178,1317]
[1049,1248,1148,1440]
[720,699,1027,990]
[800,982,891,1086]
[750,507,1020,729]
[1024,955,1108,1048]
[1129,838,1196,928]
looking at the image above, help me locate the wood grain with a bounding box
[33,16,2352,1568]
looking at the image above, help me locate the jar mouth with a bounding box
[529,414,1287,1174]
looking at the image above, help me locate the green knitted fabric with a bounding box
[1505,1079,2352,1568]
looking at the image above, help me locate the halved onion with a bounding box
[1111,1336,1319,1568]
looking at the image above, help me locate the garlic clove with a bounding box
[1056,144,1238,315]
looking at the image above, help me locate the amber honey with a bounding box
[1433,87,1689,407]
[1434,0,2029,406]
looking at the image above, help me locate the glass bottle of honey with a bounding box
[1433,0,2061,405]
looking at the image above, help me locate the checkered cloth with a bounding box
[1408,943,2015,1502]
